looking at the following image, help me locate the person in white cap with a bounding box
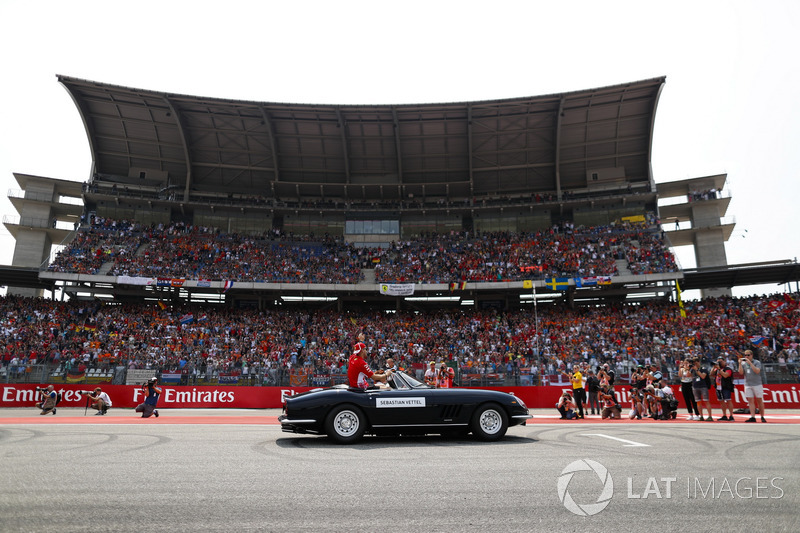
[424,361,437,386]
[347,335,392,389]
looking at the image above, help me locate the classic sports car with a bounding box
[278,371,531,443]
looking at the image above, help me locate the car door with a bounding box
[422,388,472,426]
[366,387,437,427]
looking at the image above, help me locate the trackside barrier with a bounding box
[3,384,800,409]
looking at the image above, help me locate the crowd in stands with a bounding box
[46,214,678,283]
[625,230,678,275]
[371,222,627,283]
[2,291,798,386]
[47,218,366,283]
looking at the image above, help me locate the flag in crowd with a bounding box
[545,278,570,290]
[66,369,86,383]
[676,281,686,318]
[575,276,612,287]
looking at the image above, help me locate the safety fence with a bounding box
[2,364,798,388]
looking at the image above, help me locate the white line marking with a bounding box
[581,433,650,447]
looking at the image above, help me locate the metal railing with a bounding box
[7,189,56,203]
[3,215,54,229]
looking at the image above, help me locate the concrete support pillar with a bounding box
[694,228,732,298]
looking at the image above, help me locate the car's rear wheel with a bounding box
[325,405,366,444]
[470,403,508,441]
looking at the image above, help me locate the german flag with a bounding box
[66,370,86,383]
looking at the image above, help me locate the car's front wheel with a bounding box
[325,405,366,444]
[471,403,508,441]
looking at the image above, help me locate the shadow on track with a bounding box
[274,434,536,449]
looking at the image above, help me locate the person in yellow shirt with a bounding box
[563,366,585,419]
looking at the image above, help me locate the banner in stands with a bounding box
[379,283,414,296]
[218,373,240,384]
[160,372,183,384]
[126,369,157,386]
[2,384,800,409]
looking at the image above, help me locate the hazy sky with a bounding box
[1,0,798,299]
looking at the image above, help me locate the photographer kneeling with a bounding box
[135,377,161,419]
[599,385,621,419]
[37,385,58,415]
[556,391,577,420]
[82,387,112,415]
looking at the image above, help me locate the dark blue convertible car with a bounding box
[278,371,532,443]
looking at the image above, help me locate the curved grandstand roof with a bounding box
[58,75,665,202]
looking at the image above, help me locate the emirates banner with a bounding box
[483,385,800,411]
[3,383,799,409]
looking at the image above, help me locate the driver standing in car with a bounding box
[348,338,392,389]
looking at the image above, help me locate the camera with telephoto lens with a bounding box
[79,390,92,396]
[36,387,46,393]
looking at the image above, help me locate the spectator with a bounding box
[739,350,766,423]
[690,359,713,421]
[585,369,600,415]
[711,358,734,421]
[679,359,701,421]
[2,288,800,397]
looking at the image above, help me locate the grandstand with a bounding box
[2,77,800,390]
[2,76,800,309]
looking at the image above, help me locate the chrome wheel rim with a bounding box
[333,410,359,437]
[479,409,502,434]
